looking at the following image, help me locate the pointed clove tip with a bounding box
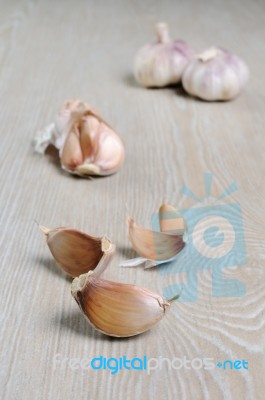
[159,200,167,211]
[159,202,176,213]
[127,216,134,227]
[38,224,50,236]
[166,293,181,303]
[124,202,130,219]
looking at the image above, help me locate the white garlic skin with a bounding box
[182,47,249,101]
[134,23,194,88]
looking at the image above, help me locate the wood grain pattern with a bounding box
[1,0,265,399]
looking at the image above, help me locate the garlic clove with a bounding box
[182,46,249,101]
[60,129,83,170]
[33,99,125,177]
[127,216,185,262]
[120,203,186,268]
[134,22,194,88]
[159,202,186,235]
[76,115,125,176]
[39,225,114,277]
[79,115,98,161]
[71,273,177,337]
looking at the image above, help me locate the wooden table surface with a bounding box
[1,0,265,399]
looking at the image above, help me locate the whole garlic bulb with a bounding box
[134,22,194,88]
[182,47,249,101]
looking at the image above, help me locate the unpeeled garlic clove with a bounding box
[39,225,114,277]
[71,273,178,337]
[134,22,194,88]
[120,203,185,268]
[182,46,249,101]
[128,216,185,261]
[33,99,125,177]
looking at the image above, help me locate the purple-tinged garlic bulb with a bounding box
[134,22,194,88]
[182,47,249,101]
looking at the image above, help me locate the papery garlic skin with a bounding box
[182,47,249,101]
[134,22,194,88]
[33,100,125,176]
[40,226,114,277]
[71,273,170,337]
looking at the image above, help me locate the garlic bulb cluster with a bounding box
[71,272,177,337]
[134,22,194,88]
[121,203,186,268]
[33,99,125,176]
[182,47,249,101]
